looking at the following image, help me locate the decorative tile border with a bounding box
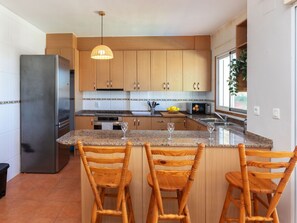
[0,100,20,105]
[83,98,214,102]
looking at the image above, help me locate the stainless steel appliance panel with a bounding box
[20,55,70,173]
[56,120,70,172]
[186,102,211,115]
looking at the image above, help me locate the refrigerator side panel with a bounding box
[20,55,56,173]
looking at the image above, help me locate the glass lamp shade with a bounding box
[91,44,113,60]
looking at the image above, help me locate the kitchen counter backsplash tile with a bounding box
[82,91,214,111]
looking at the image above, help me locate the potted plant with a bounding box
[228,49,247,95]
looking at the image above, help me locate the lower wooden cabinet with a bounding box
[152,117,186,130]
[186,118,207,130]
[75,116,94,130]
[123,117,152,130]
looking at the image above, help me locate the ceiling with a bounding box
[0,0,247,37]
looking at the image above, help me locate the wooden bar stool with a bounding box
[78,141,135,223]
[220,143,297,223]
[144,143,205,223]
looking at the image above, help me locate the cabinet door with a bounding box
[151,117,169,130]
[151,50,167,91]
[110,51,124,89]
[124,51,137,91]
[60,48,75,70]
[46,48,60,55]
[196,51,211,91]
[137,117,152,130]
[123,117,137,130]
[167,50,182,91]
[79,51,96,91]
[171,118,186,130]
[75,116,94,130]
[137,51,151,91]
[183,50,199,91]
[96,60,110,89]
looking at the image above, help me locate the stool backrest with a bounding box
[144,143,204,216]
[78,141,132,211]
[238,143,297,218]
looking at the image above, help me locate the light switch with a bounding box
[272,108,280,119]
[254,106,260,116]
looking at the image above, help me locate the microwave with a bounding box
[186,103,211,115]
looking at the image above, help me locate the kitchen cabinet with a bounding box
[75,116,94,130]
[96,51,124,89]
[151,51,167,91]
[166,50,183,91]
[46,48,77,70]
[186,118,207,131]
[183,50,211,91]
[152,117,186,130]
[123,117,152,130]
[124,51,151,91]
[79,51,96,91]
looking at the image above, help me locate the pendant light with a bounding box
[91,11,113,60]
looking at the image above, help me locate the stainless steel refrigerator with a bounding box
[20,55,70,173]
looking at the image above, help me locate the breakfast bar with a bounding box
[58,127,272,223]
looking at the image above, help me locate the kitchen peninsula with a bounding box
[58,127,272,223]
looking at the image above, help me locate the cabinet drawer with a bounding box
[152,117,170,130]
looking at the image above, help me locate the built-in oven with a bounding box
[93,116,123,130]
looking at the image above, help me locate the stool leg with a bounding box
[91,201,98,223]
[219,184,233,223]
[146,190,155,223]
[267,194,279,223]
[122,192,129,223]
[151,191,159,223]
[253,193,259,223]
[183,204,191,223]
[239,193,245,223]
[126,187,135,223]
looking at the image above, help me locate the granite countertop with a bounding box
[57,128,272,148]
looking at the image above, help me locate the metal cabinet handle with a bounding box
[184,119,186,127]
[163,82,166,90]
[157,120,164,123]
[91,118,94,126]
[197,82,200,90]
[137,119,140,126]
[133,82,136,90]
[93,82,96,90]
[137,82,140,90]
[110,80,113,87]
[193,82,196,90]
[107,81,109,87]
[133,119,136,126]
[167,82,170,90]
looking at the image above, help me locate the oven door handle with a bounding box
[113,122,122,126]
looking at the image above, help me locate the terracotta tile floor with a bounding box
[0,154,81,223]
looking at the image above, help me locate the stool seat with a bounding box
[226,171,277,194]
[147,173,188,191]
[94,170,132,188]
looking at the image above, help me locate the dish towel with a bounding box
[101,122,113,130]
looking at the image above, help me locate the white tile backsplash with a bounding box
[0,4,45,181]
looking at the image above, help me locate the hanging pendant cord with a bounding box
[101,14,103,45]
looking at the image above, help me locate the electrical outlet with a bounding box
[272,108,280,119]
[253,106,260,116]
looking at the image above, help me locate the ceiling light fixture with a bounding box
[91,11,113,60]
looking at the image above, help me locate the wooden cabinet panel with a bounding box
[137,51,151,91]
[151,117,170,130]
[75,116,94,130]
[186,118,207,131]
[183,50,210,91]
[46,48,75,70]
[79,51,96,91]
[166,50,183,91]
[96,60,110,89]
[46,48,60,55]
[123,117,151,130]
[124,51,137,91]
[171,117,186,130]
[110,51,124,89]
[151,50,167,91]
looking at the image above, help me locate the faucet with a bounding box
[214,112,228,123]
[243,118,247,134]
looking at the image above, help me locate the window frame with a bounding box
[215,50,247,117]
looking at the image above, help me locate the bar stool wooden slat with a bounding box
[144,143,205,222]
[220,143,297,223]
[78,141,135,223]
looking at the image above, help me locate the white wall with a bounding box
[0,5,45,180]
[248,0,295,222]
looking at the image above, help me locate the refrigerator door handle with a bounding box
[58,119,70,129]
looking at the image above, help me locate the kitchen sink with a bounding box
[131,111,152,116]
[212,122,236,126]
[199,118,222,123]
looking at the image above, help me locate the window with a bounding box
[216,51,247,114]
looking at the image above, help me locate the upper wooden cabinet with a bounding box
[124,51,151,91]
[183,50,211,91]
[151,51,167,91]
[46,34,78,70]
[96,51,124,90]
[166,50,183,91]
[79,51,96,91]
